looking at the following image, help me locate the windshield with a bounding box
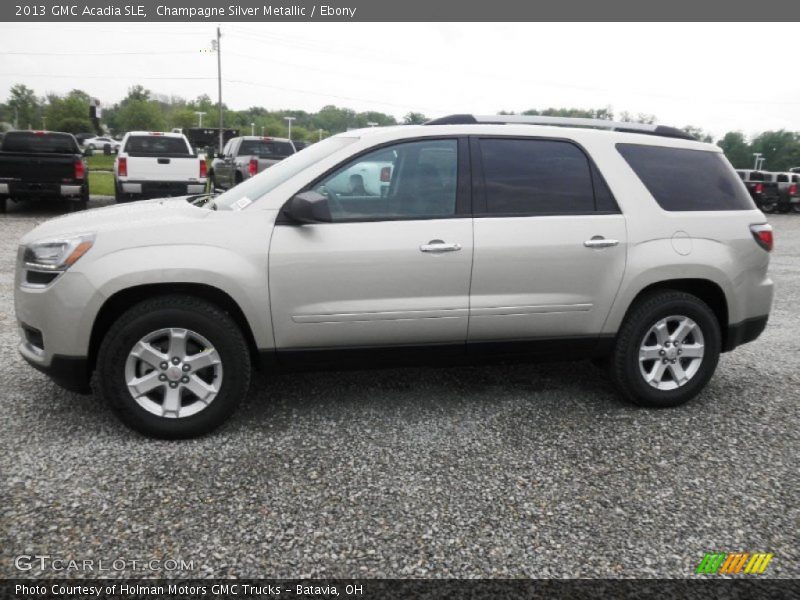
[214,136,358,210]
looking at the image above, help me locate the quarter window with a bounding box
[478,139,598,214]
[617,144,754,211]
[314,139,458,221]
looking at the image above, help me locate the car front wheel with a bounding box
[97,295,251,438]
[610,290,721,408]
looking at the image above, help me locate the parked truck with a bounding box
[114,131,207,202]
[208,136,295,191]
[736,170,781,213]
[0,130,89,213]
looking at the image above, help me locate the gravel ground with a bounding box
[0,199,797,579]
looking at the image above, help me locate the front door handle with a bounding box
[583,236,619,249]
[420,240,462,253]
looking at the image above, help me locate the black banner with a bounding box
[3,579,800,600]
[3,0,800,22]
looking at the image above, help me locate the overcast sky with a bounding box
[1,22,798,139]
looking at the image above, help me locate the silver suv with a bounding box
[15,115,775,438]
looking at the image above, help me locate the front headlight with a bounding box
[23,233,95,272]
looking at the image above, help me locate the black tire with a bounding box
[96,295,251,438]
[610,290,721,408]
[235,172,243,187]
[760,200,777,214]
[793,204,800,214]
[776,203,791,214]
[0,197,6,214]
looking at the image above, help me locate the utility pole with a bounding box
[753,153,763,170]
[318,128,323,141]
[251,123,255,136]
[216,26,223,154]
[284,116,295,140]
[194,111,206,127]
[261,126,265,136]
[41,116,46,130]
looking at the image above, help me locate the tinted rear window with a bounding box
[478,139,597,214]
[1,132,78,154]
[124,135,191,156]
[617,144,754,211]
[238,140,294,158]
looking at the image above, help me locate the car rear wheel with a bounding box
[97,295,251,438]
[610,290,720,408]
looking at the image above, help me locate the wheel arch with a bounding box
[88,283,260,374]
[616,278,729,350]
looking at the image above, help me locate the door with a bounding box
[216,139,235,188]
[269,137,473,351]
[468,137,627,347]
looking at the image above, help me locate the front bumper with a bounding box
[19,341,90,393]
[15,266,101,392]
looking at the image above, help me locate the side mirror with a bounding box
[216,152,225,159]
[83,147,94,157]
[285,191,332,224]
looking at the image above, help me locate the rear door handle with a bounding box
[583,237,619,249]
[420,240,462,253]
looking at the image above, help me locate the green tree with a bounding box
[7,84,42,129]
[44,89,93,133]
[750,130,800,172]
[403,112,428,124]
[682,126,714,143]
[116,99,165,131]
[717,132,752,169]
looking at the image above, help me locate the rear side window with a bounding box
[238,140,295,159]
[478,139,605,214]
[617,144,754,211]
[124,135,191,156]
[1,132,78,154]
[777,174,790,183]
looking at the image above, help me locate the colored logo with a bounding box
[696,552,773,575]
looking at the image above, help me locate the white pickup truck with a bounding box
[114,131,207,202]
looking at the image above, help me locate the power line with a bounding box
[0,50,201,56]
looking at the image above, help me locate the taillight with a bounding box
[248,158,257,177]
[380,166,391,183]
[750,224,773,252]
[199,159,207,178]
[74,159,85,180]
[117,157,127,177]
[790,184,797,196]
[754,183,763,194]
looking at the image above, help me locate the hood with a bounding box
[19,197,212,245]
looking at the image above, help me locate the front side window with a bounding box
[478,139,596,214]
[313,139,458,221]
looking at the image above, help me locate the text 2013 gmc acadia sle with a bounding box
[15,115,774,438]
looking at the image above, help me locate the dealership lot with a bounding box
[0,200,797,578]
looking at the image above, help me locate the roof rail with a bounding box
[424,114,696,141]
